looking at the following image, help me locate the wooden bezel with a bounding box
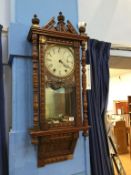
[28,12,89,167]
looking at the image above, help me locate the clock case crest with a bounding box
[27,12,88,167]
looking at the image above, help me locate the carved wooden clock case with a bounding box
[27,12,88,167]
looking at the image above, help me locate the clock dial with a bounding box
[45,45,74,78]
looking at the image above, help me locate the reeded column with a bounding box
[79,22,88,136]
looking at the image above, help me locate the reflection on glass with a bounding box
[45,87,76,124]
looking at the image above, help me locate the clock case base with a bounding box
[31,130,78,167]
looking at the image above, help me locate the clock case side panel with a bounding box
[74,42,82,127]
[30,32,41,144]
[39,38,46,130]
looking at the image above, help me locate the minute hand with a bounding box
[59,60,71,69]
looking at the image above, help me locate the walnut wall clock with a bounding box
[27,12,88,167]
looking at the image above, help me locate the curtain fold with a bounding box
[87,39,114,175]
[0,24,8,175]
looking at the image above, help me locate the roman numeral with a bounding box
[48,64,53,68]
[59,71,61,75]
[58,47,60,53]
[47,52,52,57]
[46,58,52,61]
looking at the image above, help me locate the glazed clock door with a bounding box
[44,44,76,129]
[45,85,76,127]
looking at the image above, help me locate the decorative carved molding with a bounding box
[42,17,56,31]
[81,40,88,136]
[32,33,39,128]
[42,12,78,34]
[67,20,78,34]
[38,132,78,166]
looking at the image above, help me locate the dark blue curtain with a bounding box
[87,39,114,175]
[0,25,8,175]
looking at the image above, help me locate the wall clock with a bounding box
[27,12,88,167]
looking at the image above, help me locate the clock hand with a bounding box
[59,60,71,69]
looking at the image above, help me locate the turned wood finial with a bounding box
[57,12,65,22]
[32,14,40,27]
[56,12,66,32]
[78,21,87,35]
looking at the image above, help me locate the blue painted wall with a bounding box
[9,1,91,175]
[11,0,78,27]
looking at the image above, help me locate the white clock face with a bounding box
[45,45,74,78]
